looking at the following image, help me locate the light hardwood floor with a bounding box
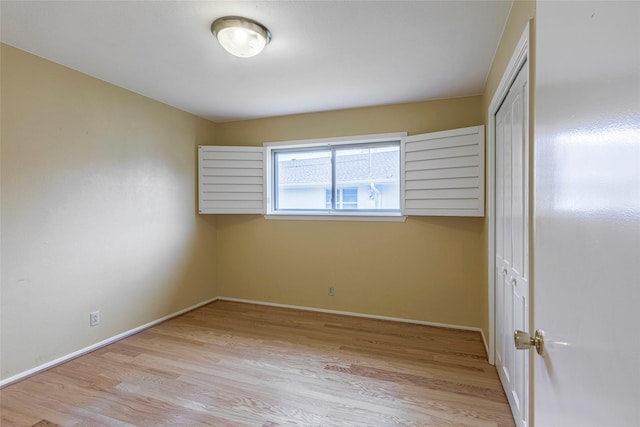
[0,301,515,427]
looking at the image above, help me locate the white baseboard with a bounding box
[0,296,220,388]
[2,295,489,388]
[480,329,489,359]
[218,296,487,337]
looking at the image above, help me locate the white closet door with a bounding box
[495,61,529,427]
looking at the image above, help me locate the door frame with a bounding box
[487,23,530,367]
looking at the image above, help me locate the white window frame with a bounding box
[264,132,408,222]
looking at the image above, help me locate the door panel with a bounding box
[495,61,529,427]
[511,87,525,279]
[534,2,640,426]
[495,104,504,371]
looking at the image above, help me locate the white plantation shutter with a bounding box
[402,125,485,217]
[198,146,265,214]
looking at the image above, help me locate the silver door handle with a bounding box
[514,329,545,355]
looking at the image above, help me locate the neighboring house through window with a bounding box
[268,134,403,215]
[325,188,358,209]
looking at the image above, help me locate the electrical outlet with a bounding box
[328,286,334,296]
[90,310,100,327]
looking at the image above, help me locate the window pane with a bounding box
[275,150,331,210]
[335,145,400,210]
[340,188,358,209]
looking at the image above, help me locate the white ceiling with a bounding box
[0,1,512,122]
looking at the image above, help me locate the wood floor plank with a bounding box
[0,301,514,426]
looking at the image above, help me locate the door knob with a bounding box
[514,329,545,355]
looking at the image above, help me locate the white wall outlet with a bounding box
[90,310,100,327]
[328,286,334,296]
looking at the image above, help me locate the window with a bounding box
[198,126,485,219]
[266,133,404,216]
[326,188,358,209]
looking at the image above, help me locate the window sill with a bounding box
[264,213,407,222]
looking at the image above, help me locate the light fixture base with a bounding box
[211,16,271,58]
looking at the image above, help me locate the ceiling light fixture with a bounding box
[211,16,271,58]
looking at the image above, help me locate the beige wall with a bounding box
[214,98,486,328]
[481,0,536,339]
[0,44,218,380]
[216,97,483,145]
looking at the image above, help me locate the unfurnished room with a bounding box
[1,1,639,426]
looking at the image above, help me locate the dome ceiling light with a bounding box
[211,16,271,58]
